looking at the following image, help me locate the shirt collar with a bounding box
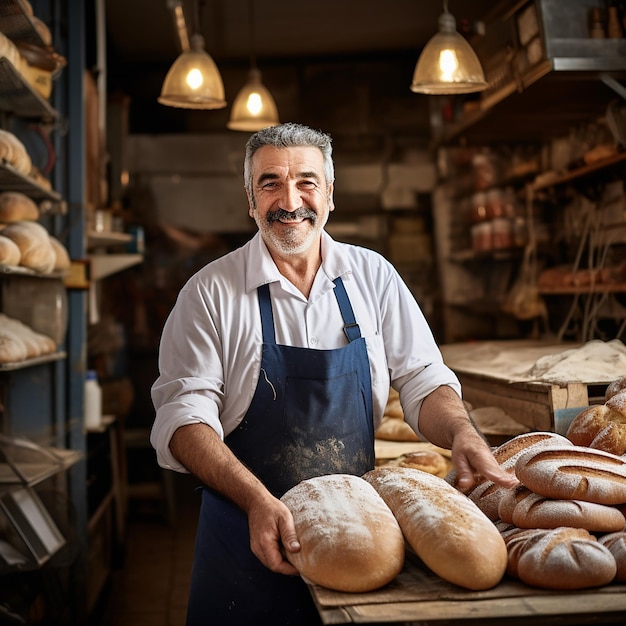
[244,230,353,294]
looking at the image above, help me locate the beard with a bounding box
[254,206,329,256]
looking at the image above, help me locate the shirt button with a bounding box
[310,336,318,346]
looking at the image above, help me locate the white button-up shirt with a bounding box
[150,230,461,471]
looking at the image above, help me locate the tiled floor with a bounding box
[93,473,200,626]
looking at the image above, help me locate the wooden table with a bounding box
[308,552,626,625]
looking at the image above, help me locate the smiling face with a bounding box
[247,145,335,261]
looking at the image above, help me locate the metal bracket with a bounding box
[600,72,626,100]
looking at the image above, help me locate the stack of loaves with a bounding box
[449,381,626,591]
[0,191,70,273]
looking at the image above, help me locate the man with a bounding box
[151,122,517,625]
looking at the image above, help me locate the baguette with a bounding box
[363,466,507,590]
[280,474,404,592]
[515,445,626,505]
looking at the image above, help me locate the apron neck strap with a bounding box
[257,283,276,344]
[333,277,362,343]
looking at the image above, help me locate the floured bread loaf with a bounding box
[450,431,573,521]
[363,466,507,590]
[0,192,39,222]
[280,474,404,592]
[0,314,56,358]
[0,235,21,266]
[375,416,419,442]
[503,526,616,590]
[1,221,55,273]
[515,445,626,505]
[498,484,626,531]
[385,450,451,477]
[598,531,626,581]
[566,402,626,456]
[0,329,28,363]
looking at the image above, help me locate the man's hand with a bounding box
[451,427,519,492]
[246,494,301,576]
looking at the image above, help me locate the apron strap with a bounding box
[257,283,276,344]
[333,277,362,343]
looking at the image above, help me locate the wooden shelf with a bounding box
[87,231,132,249]
[530,151,626,192]
[539,283,626,295]
[89,254,143,280]
[0,351,66,371]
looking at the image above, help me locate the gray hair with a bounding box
[243,123,334,200]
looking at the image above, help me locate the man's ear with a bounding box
[328,183,335,212]
[246,190,255,218]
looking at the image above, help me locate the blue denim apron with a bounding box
[186,277,374,625]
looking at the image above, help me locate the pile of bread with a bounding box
[0,191,70,273]
[279,376,626,595]
[0,312,57,364]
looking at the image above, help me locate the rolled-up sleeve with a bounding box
[150,283,226,472]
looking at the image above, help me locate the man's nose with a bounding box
[279,184,301,211]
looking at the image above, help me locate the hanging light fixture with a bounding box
[227,0,280,131]
[158,0,226,110]
[410,0,487,95]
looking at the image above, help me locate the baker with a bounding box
[150,122,518,625]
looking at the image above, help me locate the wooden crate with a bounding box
[457,371,608,435]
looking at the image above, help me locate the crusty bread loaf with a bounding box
[49,236,70,270]
[0,314,56,357]
[0,329,28,363]
[363,466,507,590]
[455,432,573,521]
[499,484,625,531]
[506,526,616,590]
[0,220,55,273]
[375,415,419,442]
[566,403,626,456]
[598,531,626,582]
[280,474,404,592]
[515,445,626,505]
[606,376,626,401]
[0,235,21,266]
[0,192,39,222]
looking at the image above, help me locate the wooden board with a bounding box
[309,552,626,625]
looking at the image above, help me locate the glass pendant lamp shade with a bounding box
[410,10,487,94]
[158,34,227,109]
[227,68,280,131]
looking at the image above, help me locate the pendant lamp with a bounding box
[410,0,487,95]
[158,1,226,110]
[227,0,280,131]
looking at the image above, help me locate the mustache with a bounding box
[266,207,317,223]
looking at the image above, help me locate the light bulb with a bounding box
[186,68,204,90]
[439,49,458,80]
[246,92,263,115]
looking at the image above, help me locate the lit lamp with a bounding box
[158,0,226,110]
[410,1,487,95]
[227,0,280,131]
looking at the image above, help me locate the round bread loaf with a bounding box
[515,445,626,505]
[49,236,70,270]
[513,527,617,590]
[0,235,21,266]
[606,376,626,401]
[398,450,449,476]
[363,466,507,590]
[1,220,55,273]
[0,192,39,222]
[567,403,626,456]
[598,531,626,582]
[375,415,419,442]
[280,474,405,593]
